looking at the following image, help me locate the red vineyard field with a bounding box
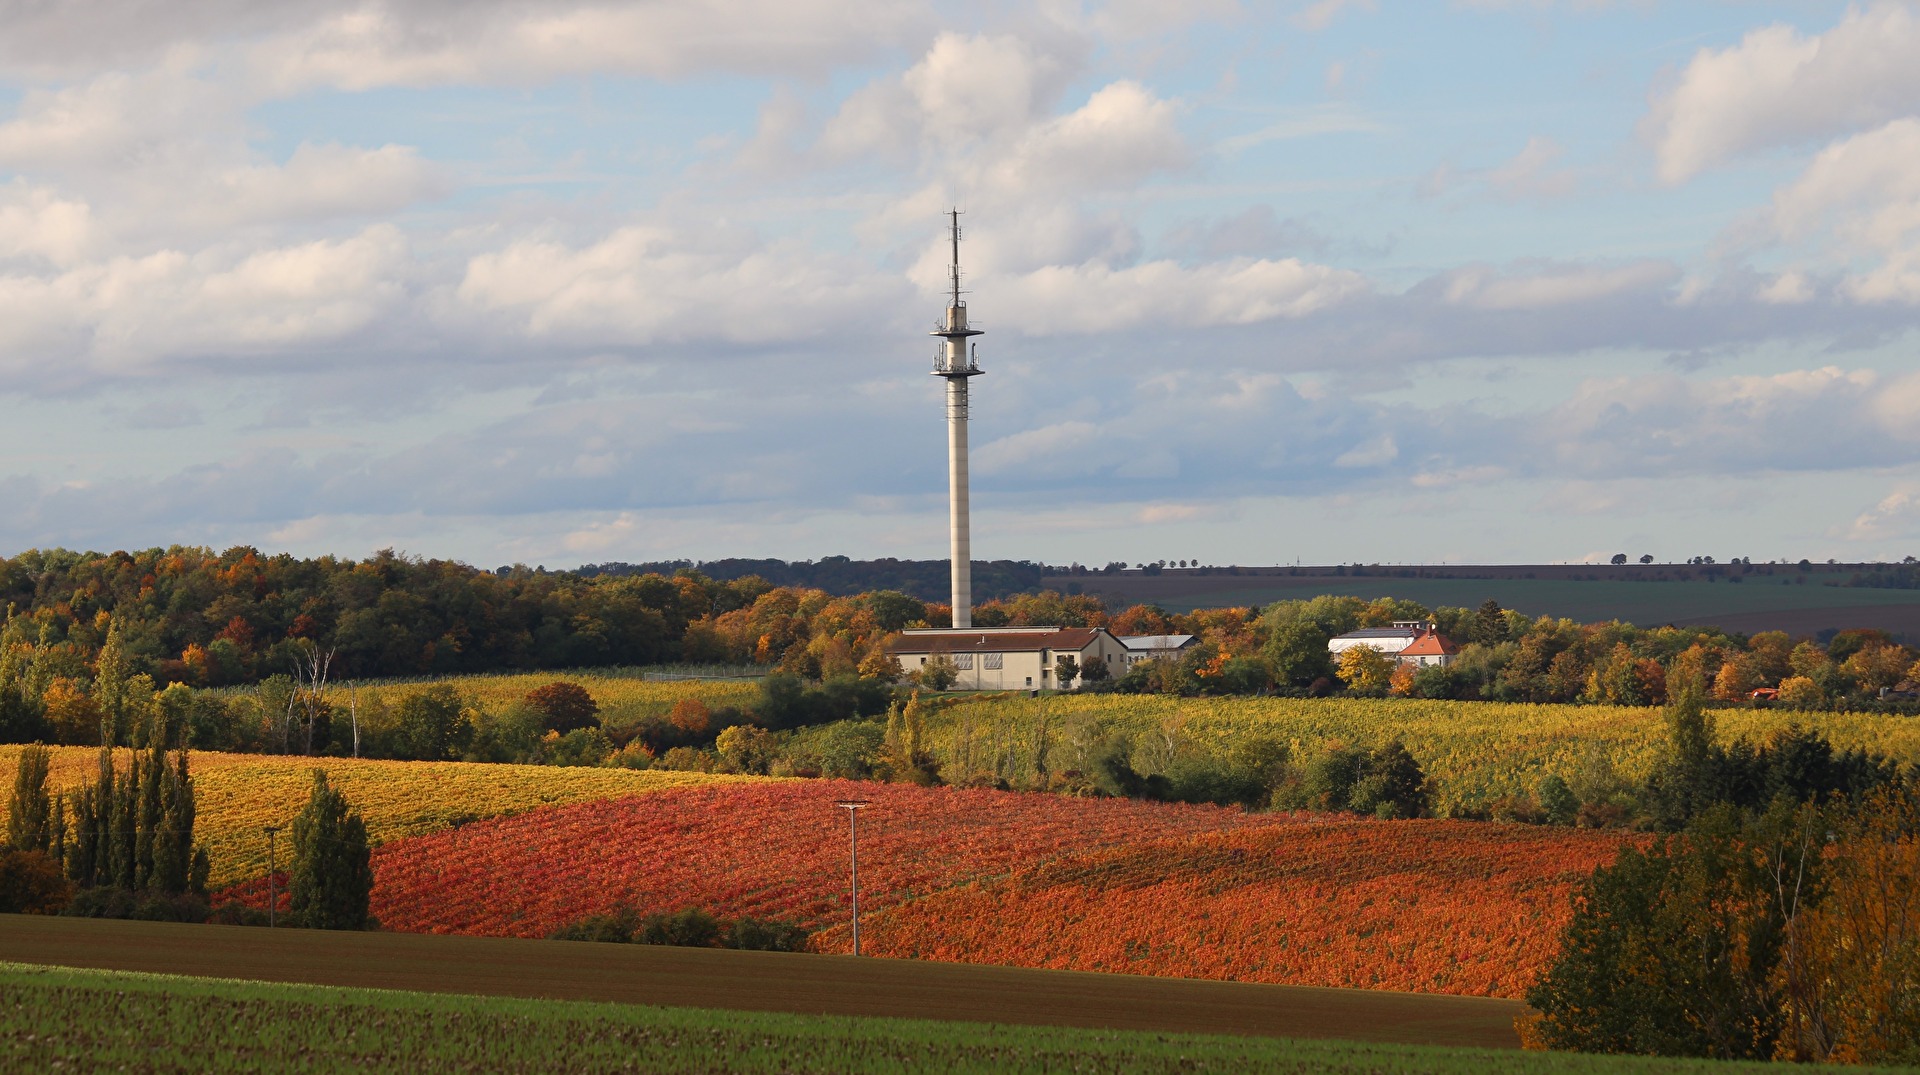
[842,821,1630,998]
[356,781,1281,940]
[223,780,1630,998]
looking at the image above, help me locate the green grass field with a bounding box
[0,962,1894,1075]
[1085,574,1920,627]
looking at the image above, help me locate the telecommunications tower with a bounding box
[932,209,984,629]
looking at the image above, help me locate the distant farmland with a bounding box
[1052,564,1920,638]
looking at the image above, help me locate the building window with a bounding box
[983,653,1003,670]
[952,652,974,669]
[1025,676,1032,686]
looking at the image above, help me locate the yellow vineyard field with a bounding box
[927,694,1920,812]
[0,746,765,887]
[313,671,760,724]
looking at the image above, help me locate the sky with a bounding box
[2,1,1919,570]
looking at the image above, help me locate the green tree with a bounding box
[1053,655,1078,690]
[394,685,473,761]
[1539,775,1579,826]
[93,619,135,746]
[287,770,372,930]
[1527,806,1816,1059]
[1262,621,1332,687]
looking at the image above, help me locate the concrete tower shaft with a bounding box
[931,210,983,629]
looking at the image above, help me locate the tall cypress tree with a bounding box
[6,743,52,852]
[287,770,371,930]
[109,749,138,889]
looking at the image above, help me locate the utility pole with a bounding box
[264,825,281,927]
[835,800,869,955]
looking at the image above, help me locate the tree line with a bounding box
[1527,696,1920,1063]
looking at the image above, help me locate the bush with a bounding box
[207,900,272,927]
[549,906,639,943]
[636,908,720,947]
[0,849,72,914]
[722,917,810,952]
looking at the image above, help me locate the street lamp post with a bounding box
[264,825,281,928]
[835,800,869,956]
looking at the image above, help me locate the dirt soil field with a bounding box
[0,915,1525,1049]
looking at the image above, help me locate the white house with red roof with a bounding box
[1327,620,1460,668]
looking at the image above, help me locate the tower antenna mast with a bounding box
[931,210,984,628]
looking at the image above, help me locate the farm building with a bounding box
[1327,621,1460,668]
[889,626,1129,690]
[1120,634,1199,665]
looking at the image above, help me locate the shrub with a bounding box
[0,849,73,914]
[723,917,810,952]
[549,906,639,943]
[636,908,720,947]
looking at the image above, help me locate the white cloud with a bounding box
[983,81,1190,196]
[1769,118,1920,303]
[454,225,909,347]
[0,183,95,266]
[1645,3,1920,183]
[1440,260,1677,311]
[0,225,410,377]
[1295,0,1377,32]
[997,255,1368,334]
[0,66,231,169]
[1484,136,1577,201]
[246,1,928,93]
[1844,488,1920,541]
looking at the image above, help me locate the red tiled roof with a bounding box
[1399,631,1459,657]
[889,628,1102,654]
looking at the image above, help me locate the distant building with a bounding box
[889,626,1129,691]
[1120,634,1199,666]
[1327,620,1459,668]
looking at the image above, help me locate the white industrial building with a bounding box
[1120,634,1198,665]
[889,627,1129,691]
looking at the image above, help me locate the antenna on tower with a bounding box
[948,208,963,308]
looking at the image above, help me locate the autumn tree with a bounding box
[667,697,711,737]
[1841,643,1911,694]
[1335,645,1395,695]
[523,682,599,734]
[916,656,958,691]
[1773,790,1920,1063]
[856,646,905,683]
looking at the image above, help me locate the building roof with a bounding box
[1120,634,1197,651]
[889,627,1105,655]
[1331,627,1422,641]
[1399,631,1460,657]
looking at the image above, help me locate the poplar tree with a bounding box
[93,619,132,746]
[5,744,52,852]
[287,770,371,930]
